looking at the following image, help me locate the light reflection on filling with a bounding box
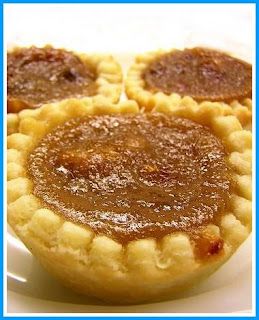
[28,113,232,245]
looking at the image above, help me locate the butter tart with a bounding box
[7,98,252,304]
[7,46,122,134]
[126,47,252,129]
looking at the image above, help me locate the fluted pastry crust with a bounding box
[7,46,123,134]
[125,49,252,130]
[7,98,252,304]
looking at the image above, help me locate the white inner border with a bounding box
[4,3,256,316]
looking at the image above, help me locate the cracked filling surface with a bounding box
[28,113,232,252]
[7,46,97,112]
[143,47,252,102]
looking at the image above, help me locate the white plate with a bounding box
[5,4,254,314]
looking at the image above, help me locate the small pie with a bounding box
[7,46,122,134]
[7,98,252,304]
[126,47,252,129]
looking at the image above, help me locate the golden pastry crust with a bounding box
[7,98,252,304]
[125,49,252,130]
[7,45,123,134]
[7,113,19,135]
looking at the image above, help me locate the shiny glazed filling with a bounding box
[143,47,252,102]
[28,113,232,249]
[7,46,97,112]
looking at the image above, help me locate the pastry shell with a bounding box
[7,97,252,304]
[125,49,252,130]
[7,46,123,135]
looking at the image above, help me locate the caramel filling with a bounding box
[28,113,232,249]
[143,47,252,102]
[7,46,97,112]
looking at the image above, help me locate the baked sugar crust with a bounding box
[7,97,252,304]
[125,49,252,130]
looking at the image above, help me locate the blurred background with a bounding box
[5,3,254,61]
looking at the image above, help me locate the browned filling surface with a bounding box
[28,113,232,253]
[143,47,252,102]
[7,46,97,113]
